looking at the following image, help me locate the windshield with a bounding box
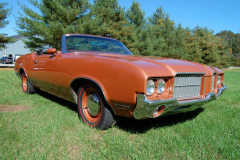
[66,35,133,55]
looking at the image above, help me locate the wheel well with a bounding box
[70,78,105,103]
[19,68,25,76]
[70,78,115,115]
[70,78,88,98]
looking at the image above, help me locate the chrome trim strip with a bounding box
[114,104,130,110]
[176,97,203,101]
[174,72,206,76]
[133,86,227,119]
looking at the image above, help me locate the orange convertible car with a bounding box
[15,34,227,129]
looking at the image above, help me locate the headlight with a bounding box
[146,79,155,96]
[157,79,165,94]
[217,75,221,85]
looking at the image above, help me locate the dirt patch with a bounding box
[0,68,14,71]
[0,105,30,113]
[67,145,80,159]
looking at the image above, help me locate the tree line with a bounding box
[1,0,239,68]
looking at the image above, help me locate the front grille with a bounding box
[173,74,202,99]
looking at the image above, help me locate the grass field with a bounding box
[0,68,239,159]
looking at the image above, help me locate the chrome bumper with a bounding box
[133,86,227,119]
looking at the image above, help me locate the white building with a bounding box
[0,35,31,60]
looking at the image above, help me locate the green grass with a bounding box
[0,68,239,159]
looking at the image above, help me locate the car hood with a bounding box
[99,54,221,77]
[73,52,222,77]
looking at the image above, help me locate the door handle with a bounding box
[34,60,38,64]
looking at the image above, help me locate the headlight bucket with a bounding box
[146,79,155,96]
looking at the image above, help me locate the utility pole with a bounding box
[4,43,7,57]
[4,34,8,57]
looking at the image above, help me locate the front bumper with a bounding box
[133,86,227,119]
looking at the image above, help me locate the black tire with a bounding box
[77,82,116,130]
[21,74,36,94]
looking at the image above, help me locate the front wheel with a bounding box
[77,83,116,130]
[21,74,36,94]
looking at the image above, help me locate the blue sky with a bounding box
[1,0,240,36]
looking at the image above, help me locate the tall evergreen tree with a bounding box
[216,30,235,48]
[148,7,173,27]
[0,2,12,29]
[216,30,240,66]
[16,0,90,50]
[0,2,13,45]
[87,0,137,53]
[217,30,240,56]
[233,33,240,56]
[126,1,145,28]
[125,1,146,55]
[181,28,203,63]
[233,33,240,66]
[141,7,177,57]
[191,27,232,67]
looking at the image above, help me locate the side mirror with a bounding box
[47,48,57,54]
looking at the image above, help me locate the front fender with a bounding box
[62,55,147,117]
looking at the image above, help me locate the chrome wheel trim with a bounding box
[87,93,101,116]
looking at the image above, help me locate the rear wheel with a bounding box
[21,74,36,94]
[77,83,116,130]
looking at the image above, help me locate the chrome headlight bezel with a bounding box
[157,79,165,94]
[146,79,155,96]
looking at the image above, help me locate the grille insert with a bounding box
[173,74,202,99]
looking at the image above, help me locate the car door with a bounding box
[32,53,62,95]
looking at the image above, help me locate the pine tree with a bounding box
[181,28,203,63]
[217,30,240,56]
[167,24,188,59]
[234,33,240,66]
[216,30,235,49]
[0,2,12,29]
[186,26,233,67]
[125,1,146,55]
[193,27,218,65]
[126,1,145,28]
[16,0,90,50]
[215,35,234,67]
[87,0,137,53]
[143,7,176,57]
[148,7,173,26]
[233,33,240,57]
[0,2,13,45]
